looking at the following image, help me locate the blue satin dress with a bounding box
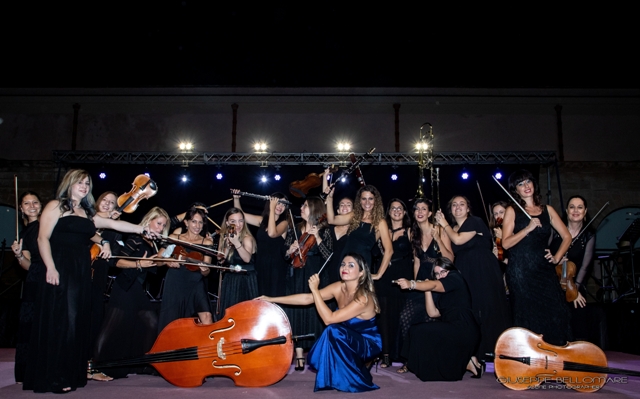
[307,317,382,392]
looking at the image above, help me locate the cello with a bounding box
[94,300,293,387]
[494,327,640,392]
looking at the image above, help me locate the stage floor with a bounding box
[1,348,639,398]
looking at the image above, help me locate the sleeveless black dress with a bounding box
[451,215,511,359]
[219,247,258,315]
[507,207,571,345]
[158,238,212,332]
[255,228,287,296]
[24,216,96,393]
[341,222,376,268]
[375,228,413,360]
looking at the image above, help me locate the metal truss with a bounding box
[53,150,557,166]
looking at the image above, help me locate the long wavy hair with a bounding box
[349,185,385,235]
[56,169,96,219]
[411,198,433,257]
[297,196,328,231]
[19,191,42,225]
[259,192,290,229]
[508,169,542,209]
[220,207,256,262]
[342,252,380,314]
[139,207,171,237]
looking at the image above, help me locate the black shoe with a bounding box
[471,360,485,379]
[295,356,305,371]
[379,354,391,368]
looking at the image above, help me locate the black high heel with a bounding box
[295,356,305,371]
[471,360,485,379]
[379,354,391,368]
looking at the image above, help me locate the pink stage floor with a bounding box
[1,348,639,398]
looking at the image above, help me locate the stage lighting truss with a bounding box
[53,151,557,166]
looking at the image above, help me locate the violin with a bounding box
[289,166,337,198]
[495,216,505,262]
[164,244,208,272]
[117,174,158,214]
[494,327,640,392]
[290,215,326,268]
[349,153,366,187]
[556,258,579,302]
[94,300,293,387]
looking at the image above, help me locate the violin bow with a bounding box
[206,198,233,209]
[492,176,531,220]
[159,235,225,256]
[110,256,245,272]
[476,180,491,224]
[317,253,333,275]
[14,175,19,241]
[288,209,303,262]
[570,201,610,247]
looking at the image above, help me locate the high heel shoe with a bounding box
[379,354,391,368]
[471,360,485,379]
[294,356,305,371]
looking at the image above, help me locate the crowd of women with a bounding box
[11,167,596,393]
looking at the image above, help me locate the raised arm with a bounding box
[324,187,352,226]
[231,189,263,227]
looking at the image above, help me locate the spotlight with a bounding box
[179,142,194,151]
[337,142,351,152]
[254,142,267,152]
[144,172,150,177]
[216,173,223,180]
[415,142,429,151]
[341,176,347,183]
[181,175,188,182]
[99,172,106,179]
[494,171,503,180]
[461,172,469,180]
[391,174,398,181]
[274,174,281,181]
[260,175,267,183]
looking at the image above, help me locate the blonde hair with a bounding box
[219,208,256,262]
[348,185,385,235]
[139,207,170,237]
[56,169,96,218]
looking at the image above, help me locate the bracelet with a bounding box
[410,280,416,290]
[100,239,110,245]
[136,260,142,272]
[15,253,24,259]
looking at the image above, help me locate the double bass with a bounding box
[94,300,293,387]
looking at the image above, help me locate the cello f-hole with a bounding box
[209,318,236,340]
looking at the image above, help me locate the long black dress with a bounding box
[14,220,41,383]
[219,248,258,315]
[284,227,332,350]
[326,226,349,285]
[402,271,480,381]
[341,222,376,268]
[94,235,159,378]
[24,216,96,393]
[375,228,413,361]
[255,228,287,296]
[550,228,597,342]
[157,238,212,333]
[89,228,122,362]
[507,206,571,345]
[451,215,511,359]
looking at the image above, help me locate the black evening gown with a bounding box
[326,226,349,285]
[375,228,413,361]
[341,222,376,269]
[219,248,258,315]
[157,240,212,333]
[24,216,96,393]
[88,228,122,362]
[94,235,159,378]
[284,227,332,350]
[255,228,287,296]
[402,271,480,381]
[550,228,597,342]
[507,206,571,345]
[14,220,41,383]
[451,215,511,359]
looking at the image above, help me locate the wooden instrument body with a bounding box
[117,174,158,214]
[495,327,608,392]
[149,300,293,387]
[555,259,579,302]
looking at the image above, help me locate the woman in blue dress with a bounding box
[259,252,382,393]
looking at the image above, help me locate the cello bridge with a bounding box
[217,337,226,360]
